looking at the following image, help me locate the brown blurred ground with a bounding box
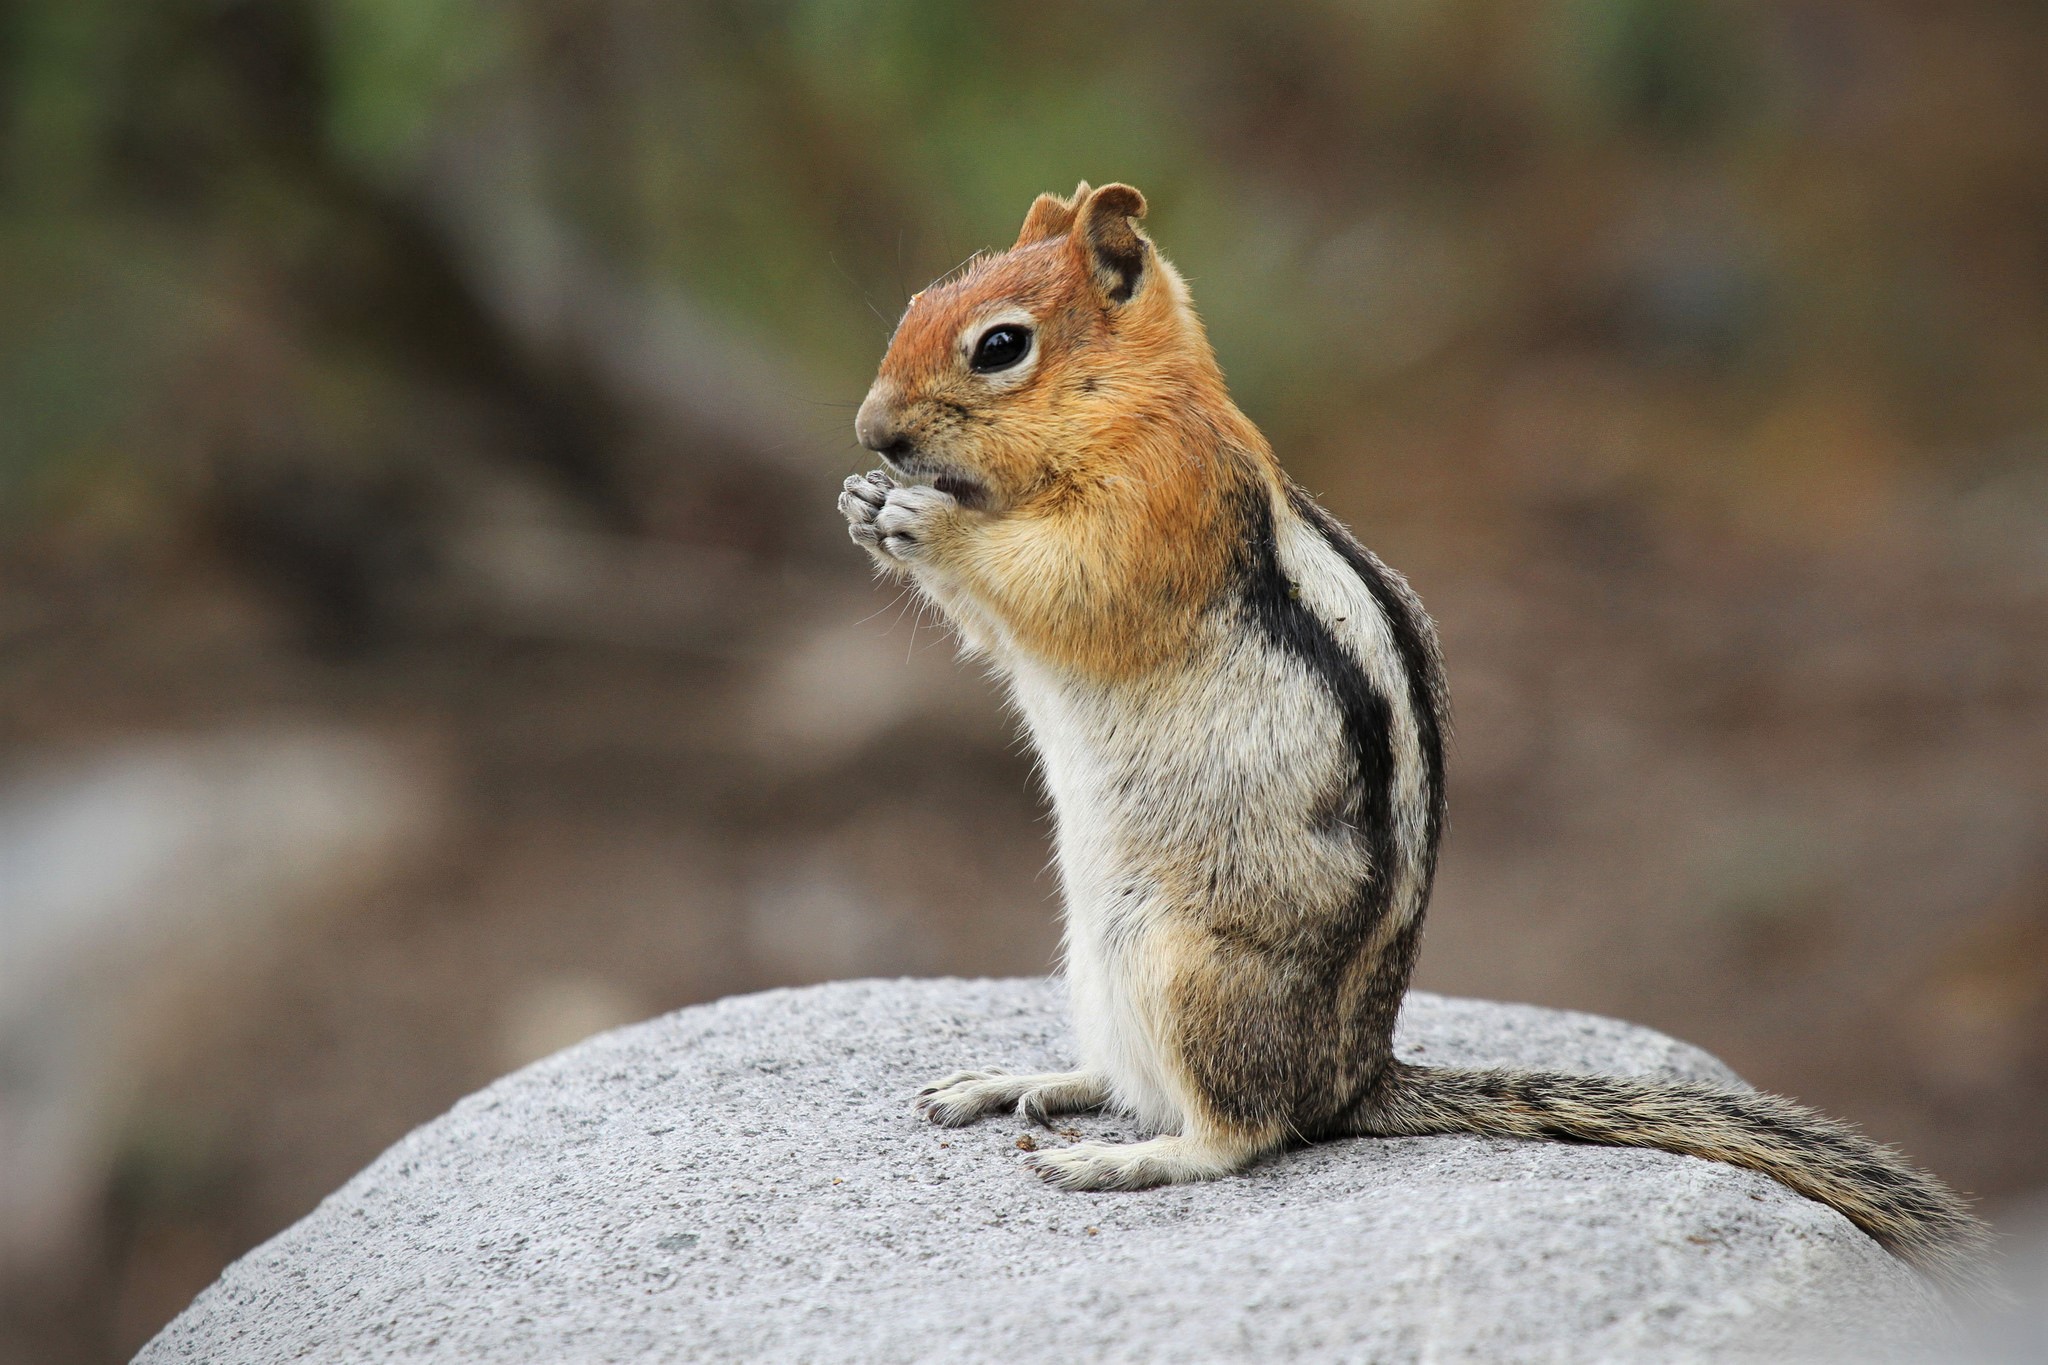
[3,3,2047,1361]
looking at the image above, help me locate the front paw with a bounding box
[839,470,890,552]
[838,472,958,565]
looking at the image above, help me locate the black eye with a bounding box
[970,325,1032,373]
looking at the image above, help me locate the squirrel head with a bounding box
[855,181,1229,512]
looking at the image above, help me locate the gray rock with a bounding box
[138,978,1946,1363]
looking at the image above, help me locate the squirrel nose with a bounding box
[855,390,913,460]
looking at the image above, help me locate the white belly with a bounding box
[1001,617,1366,1134]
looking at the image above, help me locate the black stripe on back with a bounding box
[1286,484,1449,892]
[1233,486,1398,934]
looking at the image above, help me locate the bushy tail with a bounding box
[1359,1063,1995,1298]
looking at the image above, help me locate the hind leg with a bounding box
[1024,923,1328,1190]
[915,1069,1109,1128]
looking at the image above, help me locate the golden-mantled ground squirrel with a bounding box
[838,182,1989,1292]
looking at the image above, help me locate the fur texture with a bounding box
[838,182,1993,1295]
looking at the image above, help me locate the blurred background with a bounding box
[3,1,2046,1358]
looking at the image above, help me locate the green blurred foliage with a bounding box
[1,0,2044,543]
[321,0,516,171]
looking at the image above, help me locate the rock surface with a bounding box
[139,978,1945,1363]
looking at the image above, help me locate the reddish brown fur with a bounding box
[862,184,1279,678]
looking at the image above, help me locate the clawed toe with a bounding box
[840,470,895,550]
[915,1095,986,1129]
[918,1068,1005,1096]
[1022,1134,1259,1192]
[1024,1146,1120,1191]
[913,1068,1104,1133]
[842,471,890,503]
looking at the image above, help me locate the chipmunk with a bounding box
[837,181,1990,1293]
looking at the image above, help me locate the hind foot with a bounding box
[1025,1132,1268,1191]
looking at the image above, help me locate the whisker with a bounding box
[906,591,928,664]
[829,249,895,331]
[851,584,913,629]
[929,247,988,292]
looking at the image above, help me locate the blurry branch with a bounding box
[365,116,862,655]
[434,512,767,654]
[411,119,824,483]
[92,0,850,654]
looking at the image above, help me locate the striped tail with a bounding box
[1358,1062,1996,1299]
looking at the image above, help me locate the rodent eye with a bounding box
[970,324,1032,373]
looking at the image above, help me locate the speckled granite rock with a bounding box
[138,977,1946,1363]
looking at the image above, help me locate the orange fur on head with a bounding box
[857,183,1277,678]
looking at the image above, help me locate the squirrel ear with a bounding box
[1014,181,1090,247]
[1073,183,1150,305]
